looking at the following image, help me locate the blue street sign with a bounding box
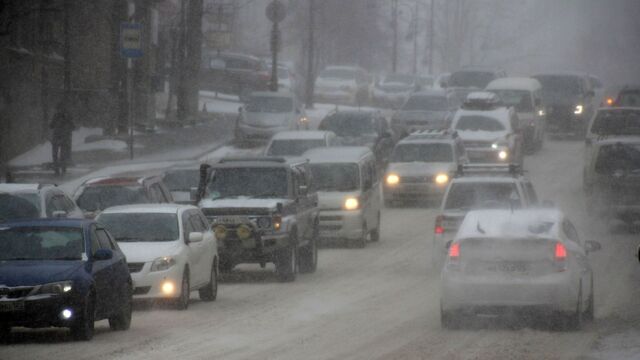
[121,23,143,58]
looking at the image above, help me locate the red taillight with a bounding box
[448,242,460,258]
[606,97,614,106]
[435,215,444,234]
[555,242,567,260]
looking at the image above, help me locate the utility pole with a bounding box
[412,0,418,74]
[428,0,435,74]
[305,0,315,108]
[391,0,398,73]
[63,0,71,100]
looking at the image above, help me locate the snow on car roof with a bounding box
[99,203,196,214]
[303,146,372,163]
[453,106,511,124]
[457,209,563,240]
[270,130,332,140]
[466,91,500,102]
[84,176,146,186]
[0,183,42,193]
[486,77,542,91]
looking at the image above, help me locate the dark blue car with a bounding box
[0,219,132,340]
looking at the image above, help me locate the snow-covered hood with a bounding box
[386,162,455,177]
[317,191,360,210]
[118,240,183,263]
[242,111,291,128]
[338,135,377,148]
[457,130,508,143]
[392,110,448,123]
[198,197,284,211]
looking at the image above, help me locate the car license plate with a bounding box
[0,300,25,312]
[495,262,527,273]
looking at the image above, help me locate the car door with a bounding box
[367,159,381,229]
[293,166,313,243]
[192,212,216,281]
[182,210,206,287]
[89,225,118,317]
[359,160,374,228]
[563,219,592,306]
[99,228,130,310]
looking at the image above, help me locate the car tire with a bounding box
[276,240,298,282]
[554,287,582,331]
[175,268,190,310]
[108,284,132,331]
[70,295,95,341]
[199,260,218,302]
[370,212,381,242]
[440,305,461,330]
[299,226,318,274]
[352,224,367,249]
[584,277,594,322]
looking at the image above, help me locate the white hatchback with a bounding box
[440,209,601,330]
[97,204,218,310]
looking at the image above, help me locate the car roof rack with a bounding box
[218,157,288,164]
[456,163,523,177]
[406,128,458,139]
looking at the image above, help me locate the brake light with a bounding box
[606,97,614,106]
[435,215,444,234]
[554,242,567,260]
[448,242,460,258]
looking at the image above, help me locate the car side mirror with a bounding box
[188,232,203,243]
[93,248,113,261]
[585,240,601,253]
[52,210,67,218]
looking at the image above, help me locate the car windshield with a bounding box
[207,167,288,198]
[449,71,495,88]
[533,75,581,102]
[246,96,293,113]
[402,96,448,111]
[455,115,505,132]
[98,213,180,242]
[391,143,453,162]
[445,182,521,210]
[591,110,640,135]
[595,143,640,175]
[383,74,414,84]
[76,186,149,212]
[616,90,640,107]
[490,90,533,112]
[0,227,84,261]
[309,164,360,191]
[267,139,326,156]
[10,193,41,213]
[319,68,357,80]
[163,169,200,191]
[319,114,376,136]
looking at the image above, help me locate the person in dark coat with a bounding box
[50,101,75,175]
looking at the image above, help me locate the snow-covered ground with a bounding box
[5,139,640,360]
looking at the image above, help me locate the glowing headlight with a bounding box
[236,224,252,240]
[386,174,400,185]
[214,225,227,240]
[161,281,176,295]
[434,173,449,185]
[273,215,282,231]
[491,143,499,149]
[538,109,545,116]
[498,150,508,160]
[344,197,359,210]
[150,256,176,272]
[34,281,73,295]
[299,116,309,123]
[574,105,583,115]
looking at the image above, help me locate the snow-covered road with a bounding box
[4,139,640,360]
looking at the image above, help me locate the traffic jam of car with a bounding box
[1,2,640,359]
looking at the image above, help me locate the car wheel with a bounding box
[352,224,367,249]
[108,284,132,331]
[299,225,318,274]
[275,238,298,282]
[199,260,218,301]
[70,295,95,341]
[554,286,582,331]
[370,212,381,242]
[440,305,461,330]
[175,268,190,310]
[584,276,594,322]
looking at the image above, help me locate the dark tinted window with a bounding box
[595,143,640,174]
[490,90,533,112]
[445,182,520,210]
[455,116,505,131]
[96,229,115,250]
[76,185,150,212]
[402,96,448,111]
[267,139,327,156]
[0,226,84,261]
[391,143,453,163]
[309,163,360,191]
[616,90,640,107]
[99,213,180,242]
[591,110,640,136]
[207,167,288,199]
[319,114,376,136]
[163,169,200,192]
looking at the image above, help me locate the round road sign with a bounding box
[266,0,286,23]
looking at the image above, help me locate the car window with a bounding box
[563,220,580,244]
[182,211,195,239]
[90,226,100,255]
[455,116,505,132]
[225,57,251,70]
[96,228,115,250]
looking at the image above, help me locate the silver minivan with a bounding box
[303,146,381,248]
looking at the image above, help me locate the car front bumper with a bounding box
[317,209,365,240]
[384,182,447,203]
[0,294,82,328]
[129,263,184,300]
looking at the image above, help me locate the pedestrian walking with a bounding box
[50,101,74,175]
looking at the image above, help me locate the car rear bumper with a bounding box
[384,183,446,202]
[441,272,575,312]
[466,148,510,164]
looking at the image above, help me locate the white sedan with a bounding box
[440,209,601,330]
[97,204,218,310]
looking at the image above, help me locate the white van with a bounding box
[303,146,381,248]
[486,77,546,153]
